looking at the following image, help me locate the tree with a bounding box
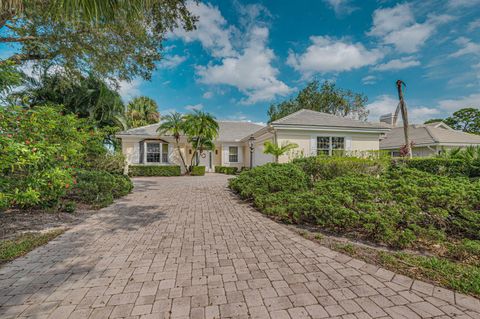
[268,81,368,123]
[14,72,126,129]
[183,111,219,168]
[263,141,299,163]
[425,108,480,135]
[126,97,160,128]
[0,1,196,82]
[157,112,188,173]
[424,119,444,124]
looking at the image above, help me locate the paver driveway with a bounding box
[1,174,479,319]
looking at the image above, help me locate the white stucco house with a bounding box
[380,121,480,157]
[116,109,391,173]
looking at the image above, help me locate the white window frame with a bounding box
[229,146,239,163]
[316,136,345,156]
[145,142,169,164]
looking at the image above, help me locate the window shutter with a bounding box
[310,136,317,156]
[168,143,173,163]
[139,141,145,163]
[222,145,229,164]
[345,136,352,151]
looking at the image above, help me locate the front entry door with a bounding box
[198,150,213,172]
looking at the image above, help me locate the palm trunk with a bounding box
[175,137,188,173]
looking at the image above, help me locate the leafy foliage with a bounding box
[396,157,469,176]
[128,165,181,177]
[215,166,238,175]
[126,96,160,128]
[268,81,368,122]
[191,166,206,176]
[263,141,298,163]
[425,108,480,135]
[183,110,219,168]
[157,112,188,172]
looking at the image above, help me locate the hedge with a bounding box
[191,166,206,176]
[214,166,238,175]
[396,158,469,176]
[128,165,181,177]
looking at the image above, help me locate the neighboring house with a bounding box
[380,122,480,157]
[116,109,390,173]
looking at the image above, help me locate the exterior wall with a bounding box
[220,143,245,169]
[275,129,382,163]
[385,144,480,158]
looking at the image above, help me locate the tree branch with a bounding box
[0,52,56,65]
[0,35,36,43]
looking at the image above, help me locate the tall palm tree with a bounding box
[157,112,188,173]
[183,110,219,168]
[263,141,299,163]
[126,96,160,128]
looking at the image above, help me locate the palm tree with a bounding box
[157,112,188,173]
[263,140,299,163]
[183,110,219,168]
[126,96,160,128]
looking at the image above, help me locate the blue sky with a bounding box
[4,0,480,124]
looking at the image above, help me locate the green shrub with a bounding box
[446,239,480,264]
[191,166,206,176]
[229,163,309,200]
[128,165,181,176]
[67,169,133,208]
[395,158,468,176]
[293,156,387,182]
[215,166,238,175]
[85,151,126,174]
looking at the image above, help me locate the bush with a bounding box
[229,163,309,200]
[293,156,387,182]
[395,158,468,176]
[215,166,238,175]
[128,165,181,177]
[191,166,206,176]
[85,151,126,174]
[67,169,133,207]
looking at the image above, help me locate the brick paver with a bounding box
[0,174,479,318]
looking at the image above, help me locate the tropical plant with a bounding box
[263,141,298,163]
[0,0,196,82]
[425,108,480,135]
[157,112,188,173]
[268,81,369,122]
[183,110,219,168]
[126,96,160,128]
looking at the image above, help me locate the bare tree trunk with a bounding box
[175,139,188,174]
[396,80,412,158]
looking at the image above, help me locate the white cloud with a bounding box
[449,37,480,58]
[468,19,480,31]
[171,2,235,58]
[366,95,441,123]
[202,91,213,99]
[185,103,203,111]
[362,75,377,85]
[196,26,292,104]
[118,78,142,102]
[437,93,480,111]
[158,54,187,69]
[448,0,480,8]
[323,0,357,15]
[409,107,442,123]
[287,36,383,77]
[368,3,452,53]
[373,56,421,71]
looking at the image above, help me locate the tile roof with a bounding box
[271,109,390,130]
[380,122,480,149]
[117,121,264,142]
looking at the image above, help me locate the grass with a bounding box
[0,229,65,264]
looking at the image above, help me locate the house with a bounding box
[380,121,480,157]
[116,109,391,173]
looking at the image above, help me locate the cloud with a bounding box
[468,19,480,32]
[437,93,480,111]
[158,54,187,69]
[368,3,452,53]
[118,79,142,102]
[202,91,213,99]
[373,56,421,71]
[366,95,440,123]
[287,36,383,77]
[449,37,480,58]
[171,2,235,58]
[448,0,480,8]
[185,103,203,111]
[323,0,357,16]
[362,75,377,85]
[196,26,291,104]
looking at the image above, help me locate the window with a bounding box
[316,136,345,156]
[229,146,238,162]
[146,142,169,163]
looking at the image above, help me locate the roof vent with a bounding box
[379,113,395,126]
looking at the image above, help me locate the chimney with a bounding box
[379,113,395,127]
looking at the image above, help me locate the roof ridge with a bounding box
[424,125,440,143]
[272,109,309,124]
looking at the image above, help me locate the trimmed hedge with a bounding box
[215,166,238,175]
[395,158,469,176]
[191,166,206,176]
[128,165,181,177]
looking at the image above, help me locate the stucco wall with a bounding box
[275,129,382,163]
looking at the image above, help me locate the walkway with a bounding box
[1,175,479,318]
